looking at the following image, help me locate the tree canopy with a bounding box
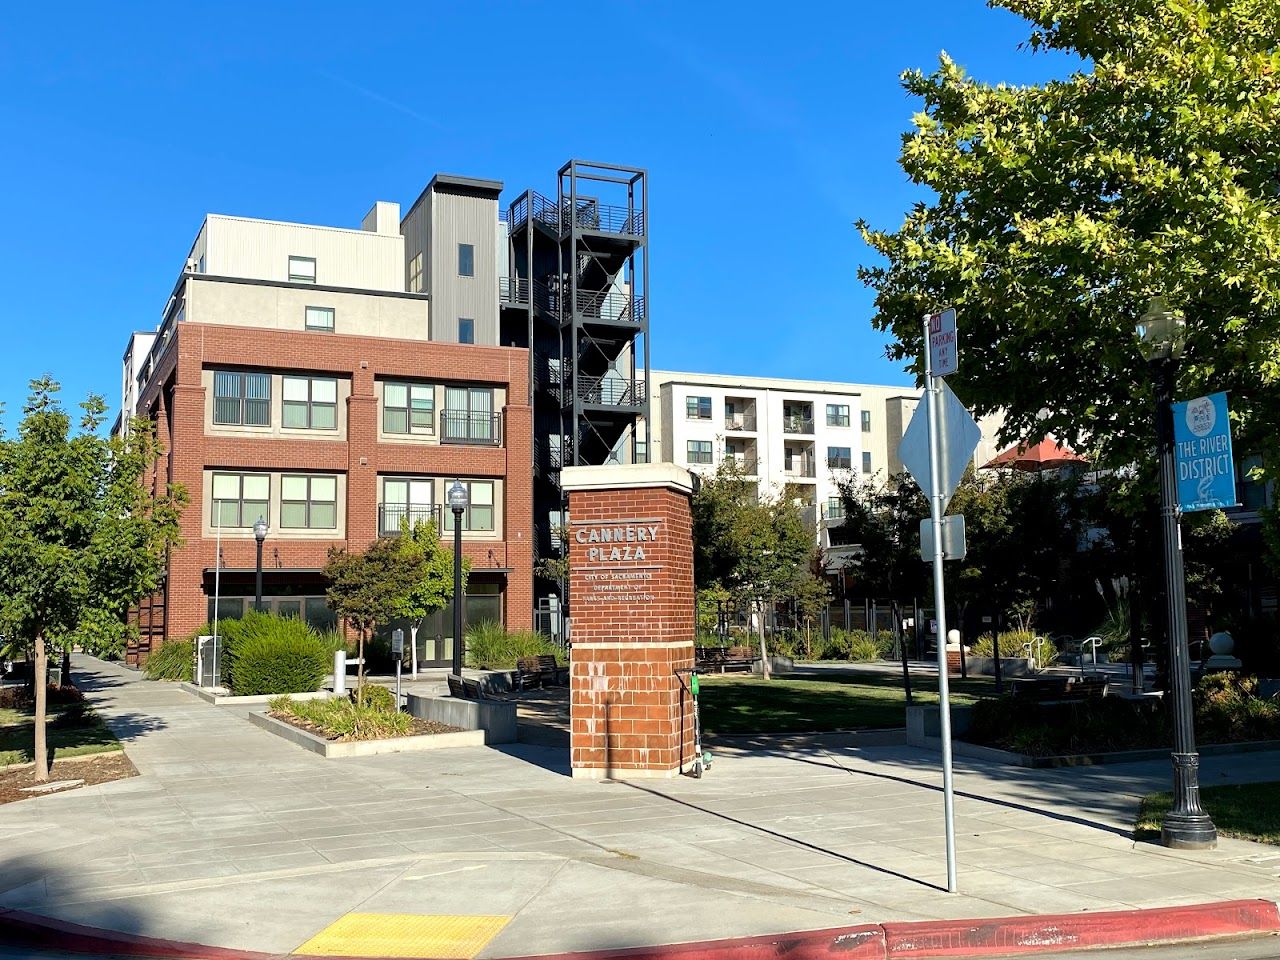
[859,0,1280,485]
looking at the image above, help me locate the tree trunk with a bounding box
[61,644,71,689]
[757,599,772,680]
[410,623,419,676]
[33,632,49,782]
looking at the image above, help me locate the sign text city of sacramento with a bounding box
[572,518,662,604]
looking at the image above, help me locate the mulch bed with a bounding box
[269,711,461,742]
[0,751,137,804]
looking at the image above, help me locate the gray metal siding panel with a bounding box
[428,192,498,345]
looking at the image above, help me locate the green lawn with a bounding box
[697,672,995,736]
[1136,782,1280,845]
[0,705,120,767]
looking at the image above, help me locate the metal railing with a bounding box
[378,503,442,536]
[576,376,646,406]
[499,277,528,304]
[561,199,644,236]
[724,455,758,475]
[574,289,644,325]
[784,457,817,479]
[439,410,503,446]
[724,413,757,432]
[822,501,847,521]
[508,192,560,234]
[782,414,815,435]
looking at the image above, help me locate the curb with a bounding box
[3,899,1278,960]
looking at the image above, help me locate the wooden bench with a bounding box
[1010,675,1108,703]
[695,646,754,674]
[516,655,568,689]
[447,674,486,701]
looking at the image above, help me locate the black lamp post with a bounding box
[253,515,268,613]
[1136,296,1217,850]
[448,479,469,676]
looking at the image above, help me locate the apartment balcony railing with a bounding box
[439,410,503,446]
[499,277,556,315]
[378,503,442,536]
[724,413,757,432]
[782,414,815,435]
[508,192,561,234]
[822,502,847,522]
[573,289,644,325]
[725,455,759,476]
[799,505,818,530]
[561,199,645,236]
[784,458,817,479]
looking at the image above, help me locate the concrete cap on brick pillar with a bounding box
[560,463,695,495]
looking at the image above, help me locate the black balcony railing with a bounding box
[784,457,817,479]
[379,503,442,536]
[725,455,759,476]
[574,289,644,325]
[724,413,757,432]
[577,376,646,406]
[782,414,815,435]
[499,277,528,304]
[439,410,503,446]
[561,199,645,236]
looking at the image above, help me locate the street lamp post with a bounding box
[252,515,268,613]
[1136,296,1217,850]
[447,480,469,676]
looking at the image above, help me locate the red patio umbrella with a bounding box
[982,438,1088,472]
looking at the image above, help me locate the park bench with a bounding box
[447,674,487,701]
[1010,675,1108,704]
[695,646,754,674]
[516,655,568,689]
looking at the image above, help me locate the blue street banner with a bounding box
[1172,391,1238,512]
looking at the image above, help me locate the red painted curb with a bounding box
[879,899,1280,957]
[0,908,281,960]
[3,899,1278,960]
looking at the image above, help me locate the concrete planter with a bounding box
[248,710,485,758]
[180,683,330,706]
[751,655,794,676]
[963,656,1034,678]
[406,693,517,744]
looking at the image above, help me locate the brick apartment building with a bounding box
[122,176,534,667]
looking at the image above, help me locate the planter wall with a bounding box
[405,693,517,744]
[180,683,330,706]
[248,710,485,758]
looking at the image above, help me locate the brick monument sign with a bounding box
[560,464,697,779]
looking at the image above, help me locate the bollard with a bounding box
[333,650,346,697]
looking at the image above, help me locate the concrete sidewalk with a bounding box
[1,656,1279,958]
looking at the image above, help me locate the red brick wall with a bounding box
[566,482,696,778]
[129,321,532,660]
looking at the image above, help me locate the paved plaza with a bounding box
[2,657,1279,957]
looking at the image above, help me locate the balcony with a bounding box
[724,455,758,476]
[822,501,847,522]
[725,412,757,432]
[562,198,645,236]
[783,455,816,479]
[577,375,646,407]
[379,503,441,536]
[782,414,815,435]
[574,289,645,325]
[439,410,503,446]
[500,277,555,314]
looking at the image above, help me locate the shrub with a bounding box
[847,635,883,662]
[355,684,396,711]
[969,631,1056,668]
[1195,672,1280,743]
[319,630,353,657]
[464,621,563,670]
[271,695,414,741]
[224,612,330,696]
[0,684,85,709]
[143,639,194,682]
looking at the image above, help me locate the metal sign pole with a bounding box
[924,313,959,894]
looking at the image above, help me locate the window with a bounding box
[688,440,714,464]
[282,376,338,430]
[211,472,269,528]
[862,451,873,473]
[305,306,334,332]
[383,382,435,435]
[408,252,423,292]
[442,386,495,443]
[827,446,852,470]
[825,497,845,521]
[458,318,475,344]
[381,477,435,533]
[458,243,474,277]
[280,474,337,529]
[442,480,495,532]
[861,410,872,432]
[686,395,712,420]
[288,256,316,283]
[212,371,271,426]
[826,404,851,427]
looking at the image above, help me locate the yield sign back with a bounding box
[899,382,981,511]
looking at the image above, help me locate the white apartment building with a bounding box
[647,369,1005,531]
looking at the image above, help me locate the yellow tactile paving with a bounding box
[294,913,512,959]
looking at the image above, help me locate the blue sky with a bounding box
[0,1,1077,422]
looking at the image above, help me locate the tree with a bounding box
[859,1,1280,517]
[836,472,929,617]
[693,461,813,677]
[390,519,465,675]
[0,378,185,781]
[324,536,430,702]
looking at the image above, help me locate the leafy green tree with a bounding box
[324,536,430,701]
[0,377,185,781]
[835,472,929,623]
[859,0,1280,522]
[693,460,813,677]
[391,519,466,674]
